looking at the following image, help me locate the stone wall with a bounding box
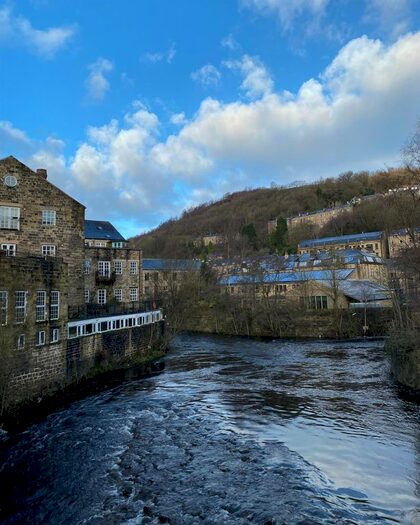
[5,321,165,408]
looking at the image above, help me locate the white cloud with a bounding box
[3,32,420,235]
[224,55,273,98]
[0,121,30,143]
[170,112,188,125]
[242,0,329,31]
[86,58,114,102]
[141,42,176,64]
[221,34,240,50]
[191,64,221,87]
[0,6,75,58]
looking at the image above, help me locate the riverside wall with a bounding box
[3,321,166,413]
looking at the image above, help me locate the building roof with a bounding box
[143,258,201,271]
[220,269,354,286]
[299,231,383,248]
[334,280,390,302]
[85,220,126,241]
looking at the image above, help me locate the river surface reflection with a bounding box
[1,334,419,524]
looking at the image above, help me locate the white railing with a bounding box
[67,309,163,339]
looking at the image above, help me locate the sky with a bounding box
[0,0,419,238]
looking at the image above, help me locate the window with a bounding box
[36,331,46,346]
[42,210,56,225]
[112,241,125,248]
[130,261,138,275]
[15,291,27,323]
[129,287,138,302]
[17,334,25,350]
[114,261,123,275]
[95,241,106,247]
[4,175,17,187]
[42,244,56,257]
[0,291,8,325]
[114,289,123,302]
[144,272,150,281]
[97,289,106,305]
[1,243,16,256]
[36,291,46,322]
[0,206,20,229]
[84,260,91,275]
[308,295,328,310]
[50,291,60,320]
[98,261,111,277]
[51,328,59,343]
[84,289,90,303]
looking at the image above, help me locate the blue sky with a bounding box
[1,0,419,237]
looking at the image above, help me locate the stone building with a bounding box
[84,225,142,307]
[142,258,201,297]
[0,156,163,411]
[388,228,420,258]
[286,204,353,230]
[0,156,85,306]
[298,231,387,258]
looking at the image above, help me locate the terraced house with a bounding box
[0,156,163,410]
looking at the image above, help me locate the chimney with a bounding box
[37,168,47,179]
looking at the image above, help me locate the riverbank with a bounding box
[0,350,166,435]
[386,329,420,393]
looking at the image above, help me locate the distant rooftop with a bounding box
[299,231,383,248]
[143,258,201,271]
[85,220,126,241]
[220,269,354,286]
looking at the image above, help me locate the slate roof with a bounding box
[84,220,126,241]
[299,231,383,248]
[334,280,390,302]
[220,269,354,286]
[143,259,202,271]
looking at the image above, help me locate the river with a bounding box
[0,334,419,524]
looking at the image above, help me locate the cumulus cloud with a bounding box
[2,32,420,235]
[0,6,75,58]
[86,58,114,102]
[0,121,30,144]
[191,64,221,87]
[141,42,176,64]
[224,55,273,98]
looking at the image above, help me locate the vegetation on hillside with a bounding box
[131,167,417,258]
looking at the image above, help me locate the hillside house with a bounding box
[142,258,201,297]
[298,231,387,258]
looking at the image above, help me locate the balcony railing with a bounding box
[68,300,161,321]
[95,271,117,285]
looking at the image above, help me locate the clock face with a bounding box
[4,175,17,187]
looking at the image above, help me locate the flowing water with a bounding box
[0,334,419,524]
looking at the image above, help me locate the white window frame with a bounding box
[114,289,123,302]
[0,291,8,325]
[114,260,123,275]
[36,330,46,346]
[1,243,16,256]
[98,261,111,277]
[42,244,56,257]
[95,241,106,247]
[15,291,27,323]
[130,261,138,275]
[17,334,25,350]
[0,206,20,230]
[84,289,90,303]
[50,328,59,343]
[97,289,106,305]
[42,210,56,226]
[50,291,60,320]
[36,291,47,322]
[129,287,138,302]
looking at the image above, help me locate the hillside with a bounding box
[130,168,418,258]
